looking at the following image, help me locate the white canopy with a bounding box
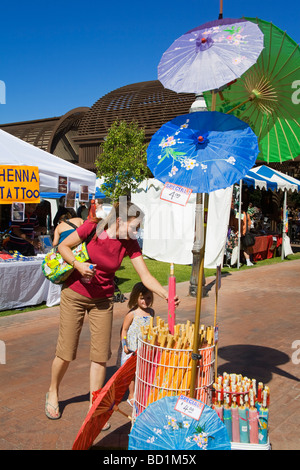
[131,178,232,268]
[243,165,300,192]
[0,129,96,194]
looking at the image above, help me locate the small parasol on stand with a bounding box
[128,395,231,450]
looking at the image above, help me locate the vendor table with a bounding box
[0,259,61,311]
[248,234,282,262]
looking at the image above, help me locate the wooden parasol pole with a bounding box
[189,193,208,397]
[190,90,216,398]
[219,0,223,19]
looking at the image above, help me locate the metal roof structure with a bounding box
[0,107,89,164]
[76,80,195,139]
[0,80,299,176]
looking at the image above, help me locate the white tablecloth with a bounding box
[0,259,61,311]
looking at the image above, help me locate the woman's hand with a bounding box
[131,256,181,307]
[74,261,96,280]
[165,294,180,308]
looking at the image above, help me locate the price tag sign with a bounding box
[174,395,205,421]
[160,182,192,207]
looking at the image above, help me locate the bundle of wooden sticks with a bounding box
[140,317,215,350]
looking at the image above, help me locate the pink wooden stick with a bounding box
[168,263,176,335]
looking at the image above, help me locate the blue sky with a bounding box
[0,0,298,124]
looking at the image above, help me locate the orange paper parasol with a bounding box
[72,353,137,450]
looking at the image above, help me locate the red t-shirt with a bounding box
[65,220,142,298]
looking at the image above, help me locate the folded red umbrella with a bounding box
[72,353,137,450]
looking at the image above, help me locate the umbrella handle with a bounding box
[113,404,132,421]
[218,0,223,19]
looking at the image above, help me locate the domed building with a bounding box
[70,80,196,170]
[0,80,196,172]
[0,107,89,165]
[1,79,299,177]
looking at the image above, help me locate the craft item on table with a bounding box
[256,382,263,413]
[212,372,270,445]
[249,389,259,444]
[0,252,14,261]
[223,387,232,441]
[238,395,250,443]
[212,384,223,421]
[258,389,269,445]
[8,250,36,261]
[231,385,240,443]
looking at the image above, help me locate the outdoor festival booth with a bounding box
[71,10,300,451]
[0,129,96,311]
[131,178,233,269]
[233,165,300,266]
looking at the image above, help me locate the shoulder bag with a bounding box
[41,221,96,284]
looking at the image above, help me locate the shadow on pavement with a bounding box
[218,344,300,384]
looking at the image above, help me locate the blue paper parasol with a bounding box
[158,18,264,94]
[147,111,259,194]
[128,395,231,450]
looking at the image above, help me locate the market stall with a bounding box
[0,256,60,311]
[0,129,96,310]
[229,165,300,266]
[0,129,96,195]
[247,234,282,262]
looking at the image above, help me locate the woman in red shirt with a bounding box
[45,200,179,421]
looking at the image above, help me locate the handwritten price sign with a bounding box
[160,182,192,207]
[174,395,205,421]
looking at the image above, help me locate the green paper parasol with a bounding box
[204,17,300,163]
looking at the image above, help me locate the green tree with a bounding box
[95,120,151,201]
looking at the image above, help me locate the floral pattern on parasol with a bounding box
[148,414,214,450]
[158,18,264,93]
[147,111,259,194]
[129,395,231,450]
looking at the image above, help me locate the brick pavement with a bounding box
[0,260,299,450]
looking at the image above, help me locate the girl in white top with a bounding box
[120,282,155,406]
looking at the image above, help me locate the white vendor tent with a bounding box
[0,129,96,195]
[243,165,300,192]
[131,179,232,268]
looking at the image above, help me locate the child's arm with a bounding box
[121,311,134,354]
